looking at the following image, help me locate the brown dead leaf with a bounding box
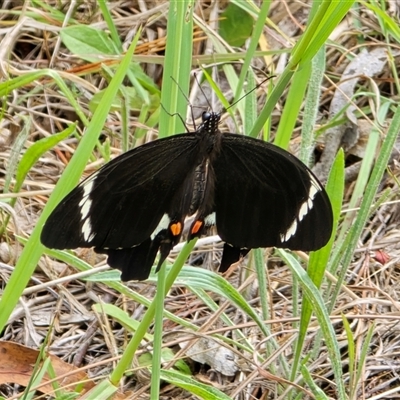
[0,341,95,395]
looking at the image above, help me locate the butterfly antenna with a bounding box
[160,103,190,133]
[194,72,214,112]
[169,76,198,131]
[194,73,274,117]
[225,76,275,112]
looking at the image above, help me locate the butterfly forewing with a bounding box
[41,134,202,250]
[213,134,333,251]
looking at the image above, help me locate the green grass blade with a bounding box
[14,125,75,196]
[160,369,232,400]
[158,0,195,138]
[299,46,326,166]
[274,63,311,149]
[0,32,141,333]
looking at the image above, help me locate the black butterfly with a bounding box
[41,112,333,281]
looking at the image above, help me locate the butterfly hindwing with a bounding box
[100,238,159,281]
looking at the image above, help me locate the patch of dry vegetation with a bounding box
[1,1,400,399]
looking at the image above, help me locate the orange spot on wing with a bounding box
[170,222,182,236]
[191,220,203,235]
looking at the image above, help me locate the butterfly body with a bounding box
[41,112,333,281]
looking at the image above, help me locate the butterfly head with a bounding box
[200,111,221,134]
